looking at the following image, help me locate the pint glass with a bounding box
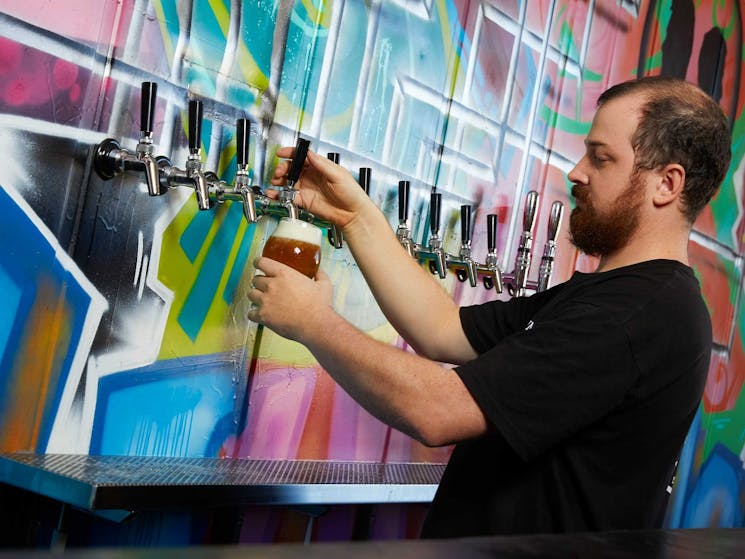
[261,217,322,278]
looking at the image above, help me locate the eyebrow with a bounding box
[584,139,609,148]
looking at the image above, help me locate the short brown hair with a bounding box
[598,76,731,223]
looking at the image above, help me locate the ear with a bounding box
[652,163,685,208]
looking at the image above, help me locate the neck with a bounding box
[594,225,691,273]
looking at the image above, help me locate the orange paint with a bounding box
[0,278,71,452]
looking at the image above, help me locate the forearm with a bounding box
[342,204,476,364]
[298,308,486,446]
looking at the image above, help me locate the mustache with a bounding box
[571,184,588,202]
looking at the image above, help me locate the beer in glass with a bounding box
[262,217,322,278]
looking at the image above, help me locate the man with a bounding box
[248,76,731,537]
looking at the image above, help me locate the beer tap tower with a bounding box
[91,80,564,292]
[91,81,346,247]
[394,183,563,296]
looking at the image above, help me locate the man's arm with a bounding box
[272,149,477,365]
[248,259,488,446]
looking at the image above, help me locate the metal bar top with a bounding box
[0,453,444,511]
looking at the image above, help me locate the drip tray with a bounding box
[0,453,445,510]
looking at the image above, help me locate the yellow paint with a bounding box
[157,201,268,359]
[152,0,175,61]
[301,0,332,28]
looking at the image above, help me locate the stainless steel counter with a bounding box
[0,453,444,513]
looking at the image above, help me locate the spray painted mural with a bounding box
[0,0,743,542]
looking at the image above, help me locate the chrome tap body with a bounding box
[449,205,478,287]
[510,190,539,296]
[415,191,448,279]
[537,200,564,292]
[396,180,416,257]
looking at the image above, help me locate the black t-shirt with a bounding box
[421,260,711,538]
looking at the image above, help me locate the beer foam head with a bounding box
[271,218,322,245]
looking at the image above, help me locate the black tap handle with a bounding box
[398,181,410,222]
[487,214,498,252]
[287,138,311,184]
[461,205,472,244]
[327,152,340,164]
[140,82,158,135]
[188,100,203,154]
[430,192,441,234]
[359,167,371,195]
[236,119,250,167]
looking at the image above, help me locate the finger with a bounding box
[275,146,296,158]
[247,305,262,324]
[251,274,269,291]
[254,256,300,278]
[247,287,263,304]
[314,268,330,282]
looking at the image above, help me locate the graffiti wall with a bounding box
[0,0,743,544]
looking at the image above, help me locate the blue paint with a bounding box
[90,353,238,457]
[223,220,257,305]
[0,186,94,451]
[0,263,22,367]
[681,442,745,527]
[179,205,216,263]
[178,203,243,341]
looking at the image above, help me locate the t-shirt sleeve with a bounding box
[460,288,556,353]
[455,300,639,462]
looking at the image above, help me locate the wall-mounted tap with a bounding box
[185,99,210,210]
[396,180,415,257]
[158,99,214,210]
[451,205,478,287]
[324,153,344,249]
[480,214,504,292]
[272,137,310,220]
[93,82,162,197]
[509,190,539,297]
[210,118,258,223]
[416,191,448,279]
[537,200,564,292]
[358,167,372,195]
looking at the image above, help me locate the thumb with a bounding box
[314,268,331,283]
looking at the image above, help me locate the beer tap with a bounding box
[451,205,478,287]
[158,99,214,210]
[185,99,210,210]
[536,201,564,292]
[274,137,310,220]
[396,180,415,257]
[358,167,371,195]
[324,152,344,249]
[416,191,448,279]
[93,82,163,197]
[480,214,504,292]
[509,190,539,297]
[209,118,258,222]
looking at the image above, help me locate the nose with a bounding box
[567,157,588,186]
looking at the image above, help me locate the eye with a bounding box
[589,151,609,166]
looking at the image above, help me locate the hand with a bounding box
[247,256,335,342]
[271,148,372,231]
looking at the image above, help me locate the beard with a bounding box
[569,171,645,257]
